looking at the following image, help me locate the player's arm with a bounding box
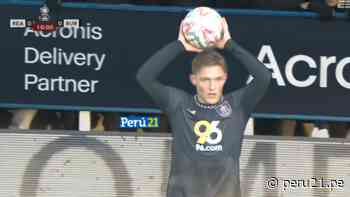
[136,41,184,112]
[216,18,272,114]
[136,21,201,112]
[225,39,271,113]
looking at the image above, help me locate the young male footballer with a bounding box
[137,18,271,197]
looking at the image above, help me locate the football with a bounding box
[182,7,223,49]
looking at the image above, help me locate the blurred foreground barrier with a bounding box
[0,130,349,196]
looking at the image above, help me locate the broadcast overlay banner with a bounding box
[0,3,349,120]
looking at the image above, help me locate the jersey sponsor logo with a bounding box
[193,120,223,152]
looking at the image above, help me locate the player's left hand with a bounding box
[215,17,232,49]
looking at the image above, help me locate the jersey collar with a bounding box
[194,95,224,109]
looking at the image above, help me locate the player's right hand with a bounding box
[178,20,203,53]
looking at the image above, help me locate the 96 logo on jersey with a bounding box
[194,120,223,152]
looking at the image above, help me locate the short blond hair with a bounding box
[191,49,227,74]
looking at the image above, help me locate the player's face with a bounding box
[190,65,227,105]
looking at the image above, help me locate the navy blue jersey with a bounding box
[136,39,271,197]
